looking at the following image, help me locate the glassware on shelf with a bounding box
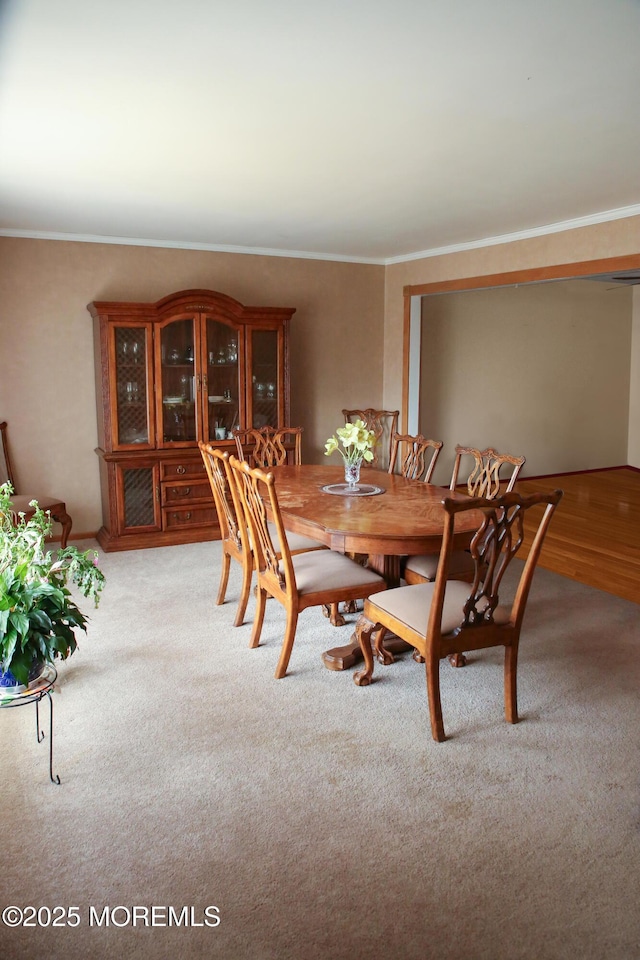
[226,340,238,363]
[266,382,275,398]
[184,344,194,363]
[169,347,180,364]
[125,381,139,403]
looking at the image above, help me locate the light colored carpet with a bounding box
[1,539,639,960]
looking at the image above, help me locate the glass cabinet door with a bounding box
[114,325,152,447]
[159,317,197,445]
[203,317,241,442]
[249,328,282,428]
[116,461,161,533]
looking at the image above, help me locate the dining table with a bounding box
[269,464,484,671]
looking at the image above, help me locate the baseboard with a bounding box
[47,530,101,544]
[520,464,640,481]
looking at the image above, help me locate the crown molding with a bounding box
[0,229,385,265]
[1,201,639,266]
[384,203,640,265]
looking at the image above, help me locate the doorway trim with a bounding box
[401,252,640,432]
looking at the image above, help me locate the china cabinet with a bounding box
[88,289,295,550]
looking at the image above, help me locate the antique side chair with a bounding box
[355,489,563,741]
[0,420,72,548]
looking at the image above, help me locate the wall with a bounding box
[0,238,384,535]
[629,286,640,468]
[418,280,632,482]
[383,215,640,420]
[3,215,640,539]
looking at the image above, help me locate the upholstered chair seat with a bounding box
[281,549,385,597]
[404,549,475,583]
[371,580,512,637]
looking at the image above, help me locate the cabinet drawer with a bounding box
[163,506,217,529]
[161,459,208,480]
[162,479,212,505]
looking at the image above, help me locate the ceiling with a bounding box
[1,0,640,264]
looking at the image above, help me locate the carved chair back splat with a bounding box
[341,409,399,471]
[388,433,443,482]
[233,426,303,468]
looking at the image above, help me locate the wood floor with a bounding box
[515,468,640,605]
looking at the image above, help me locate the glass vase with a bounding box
[344,458,362,489]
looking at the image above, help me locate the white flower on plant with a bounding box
[324,419,376,466]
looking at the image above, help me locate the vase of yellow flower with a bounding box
[343,459,362,488]
[324,420,376,489]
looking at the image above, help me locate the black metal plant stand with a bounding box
[0,664,60,783]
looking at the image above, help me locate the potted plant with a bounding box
[0,481,105,688]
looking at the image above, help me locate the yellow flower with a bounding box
[324,419,376,465]
[324,437,339,455]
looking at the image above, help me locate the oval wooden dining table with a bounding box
[270,464,484,671]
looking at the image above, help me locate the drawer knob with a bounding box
[176,465,186,475]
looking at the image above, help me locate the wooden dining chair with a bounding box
[232,427,349,628]
[404,444,526,669]
[404,445,525,587]
[388,433,443,482]
[228,456,387,678]
[234,426,303,467]
[0,420,72,548]
[199,443,252,626]
[199,442,326,626]
[341,409,399,471]
[355,488,563,741]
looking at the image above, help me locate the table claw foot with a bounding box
[448,653,467,668]
[354,668,372,686]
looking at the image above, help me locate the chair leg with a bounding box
[353,619,381,686]
[322,602,346,626]
[504,643,519,724]
[51,506,72,549]
[426,657,446,742]
[216,553,231,606]
[233,560,253,628]
[275,609,299,679]
[249,586,268,649]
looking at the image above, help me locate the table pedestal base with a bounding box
[321,616,468,675]
[321,615,412,671]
